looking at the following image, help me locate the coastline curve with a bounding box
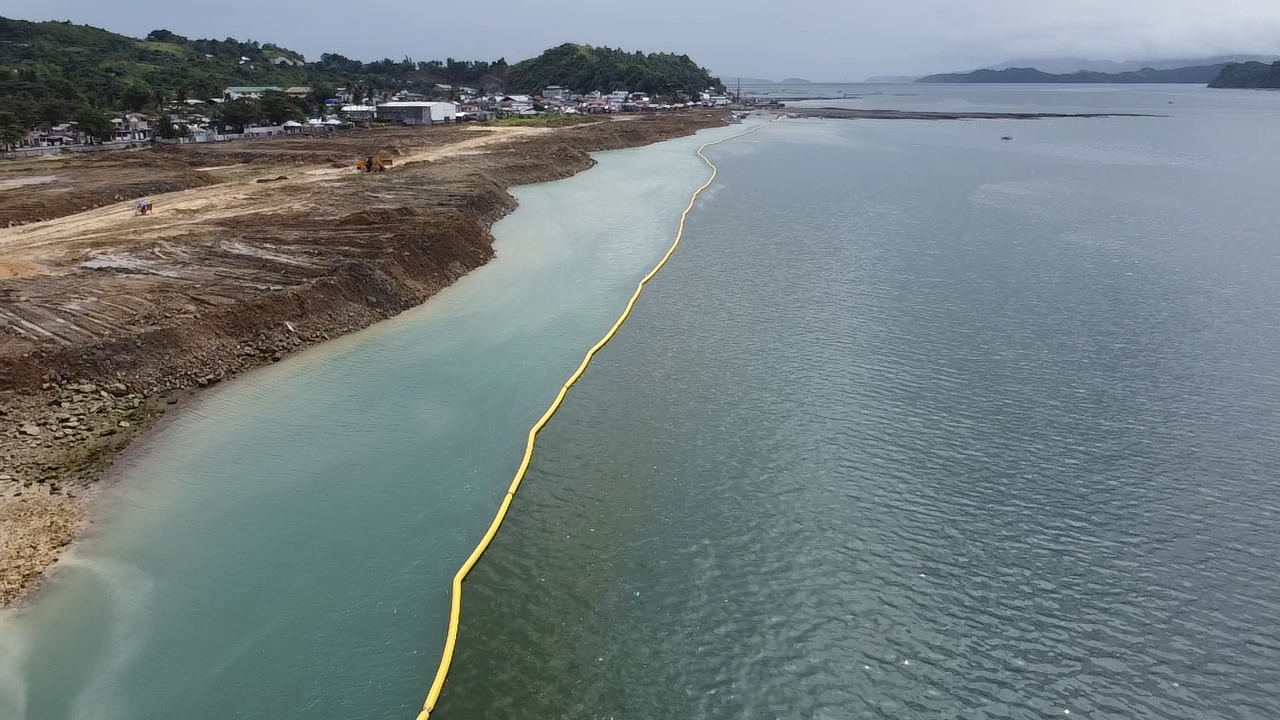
[416,118,774,719]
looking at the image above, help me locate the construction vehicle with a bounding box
[356,155,393,172]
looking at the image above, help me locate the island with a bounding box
[1209,61,1280,88]
[917,64,1227,84]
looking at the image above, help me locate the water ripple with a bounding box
[435,117,1280,719]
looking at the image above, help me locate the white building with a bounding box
[429,102,458,123]
[376,101,457,125]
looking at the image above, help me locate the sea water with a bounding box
[434,86,1280,719]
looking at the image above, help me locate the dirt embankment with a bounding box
[0,112,728,606]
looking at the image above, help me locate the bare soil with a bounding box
[0,112,728,606]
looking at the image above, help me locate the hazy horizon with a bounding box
[7,1,1280,80]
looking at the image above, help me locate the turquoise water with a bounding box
[435,88,1280,719]
[0,126,741,720]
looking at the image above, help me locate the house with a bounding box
[112,113,152,141]
[543,85,567,101]
[28,127,78,146]
[375,101,458,125]
[497,95,536,117]
[457,104,495,121]
[283,87,312,98]
[224,86,281,100]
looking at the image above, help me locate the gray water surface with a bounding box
[435,89,1280,719]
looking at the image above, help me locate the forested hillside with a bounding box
[0,17,507,125]
[505,43,722,96]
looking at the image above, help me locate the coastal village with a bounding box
[7,84,733,156]
[1,19,743,615]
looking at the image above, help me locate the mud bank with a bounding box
[0,112,728,606]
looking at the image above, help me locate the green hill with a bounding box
[0,17,507,125]
[505,43,722,96]
[1209,61,1280,88]
[2,19,723,131]
[918,64,1227,84]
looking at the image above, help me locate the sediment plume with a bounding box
[0,112,728,606]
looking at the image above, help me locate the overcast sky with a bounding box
[9,1,1280,79]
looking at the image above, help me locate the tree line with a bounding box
[1,18,723,145]
[0,17,509,136]
[505,43,723,97]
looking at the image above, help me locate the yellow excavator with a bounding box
[356,155,393,172]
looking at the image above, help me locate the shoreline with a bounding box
[0,111,729,607]
[420,119,771,718]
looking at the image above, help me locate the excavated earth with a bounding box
[0,112,728,606]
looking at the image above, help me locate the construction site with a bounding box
[0,111,728,606]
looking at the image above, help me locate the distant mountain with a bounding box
[779,77,811,84]
[1209,61,1280,88]
[918,64,1227,84]
[989,55,1279,75]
